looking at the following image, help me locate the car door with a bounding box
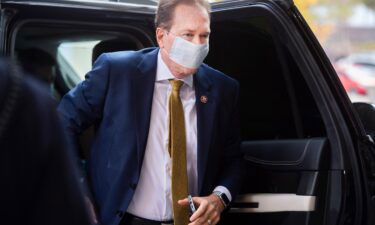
[205,1,375,225]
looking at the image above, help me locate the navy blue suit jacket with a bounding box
[58,48,242,225]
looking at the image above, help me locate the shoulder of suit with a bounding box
[98,47,157,68]
[200,63,239,88]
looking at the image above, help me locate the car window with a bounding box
[57,40,101,87]
[13,23,150,99]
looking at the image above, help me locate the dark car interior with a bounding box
[8,3,356,225]
[207,12,332,225]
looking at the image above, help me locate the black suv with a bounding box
[1,0,374,224]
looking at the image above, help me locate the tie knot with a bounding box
[169,80,184,92]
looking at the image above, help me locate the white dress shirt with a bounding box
[126,51,231,221]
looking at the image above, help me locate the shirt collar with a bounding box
[156,50,194,88]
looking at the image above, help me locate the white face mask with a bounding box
[168,36,209,69]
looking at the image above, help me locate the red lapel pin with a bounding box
[200,95,208,104]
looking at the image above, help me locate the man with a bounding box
[0,59,93,225]
[58,0,242,225]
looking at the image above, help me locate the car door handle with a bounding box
[230,193,316,213]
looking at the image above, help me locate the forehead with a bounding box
[170,4,210,31]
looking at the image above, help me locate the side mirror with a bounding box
[353,102,375,140]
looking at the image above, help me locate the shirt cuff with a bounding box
[213,186,232,202]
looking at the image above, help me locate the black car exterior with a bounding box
[0,0,374,224]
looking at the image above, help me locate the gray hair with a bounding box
[155,0,211,30]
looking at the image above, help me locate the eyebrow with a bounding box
[181,29,211,35]
[181,29,195,33]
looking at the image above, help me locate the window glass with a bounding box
[57,41,101,85]
[14,25,143,100]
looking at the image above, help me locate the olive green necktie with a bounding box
[168,80,189,225]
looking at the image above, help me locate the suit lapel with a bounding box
[194,66,216,194]
[133,48,158,174]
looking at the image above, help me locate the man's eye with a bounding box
[183,33,194,38]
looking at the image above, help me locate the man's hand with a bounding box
[178,194,225,225]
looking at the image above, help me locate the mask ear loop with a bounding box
[161,30,174,57]
[161,46,170,58]
[165,30,178,38]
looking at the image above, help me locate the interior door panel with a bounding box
[221,138,329,225]
[242,139,329,171]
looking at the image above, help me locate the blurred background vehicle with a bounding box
[337,52,375,73]
[335,52,375,102]
[292,0,375,104]
[334,62,372,102]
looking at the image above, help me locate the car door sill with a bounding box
[230,193,316,213]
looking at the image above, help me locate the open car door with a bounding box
[206,1,375,225]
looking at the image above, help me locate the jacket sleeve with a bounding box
[216,81,244,204]
[57,53,111,151]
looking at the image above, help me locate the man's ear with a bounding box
[156,27,165,48]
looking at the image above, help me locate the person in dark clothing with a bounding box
[17,48,56,84]
[17,48,61,99]
[0,59,95,225]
